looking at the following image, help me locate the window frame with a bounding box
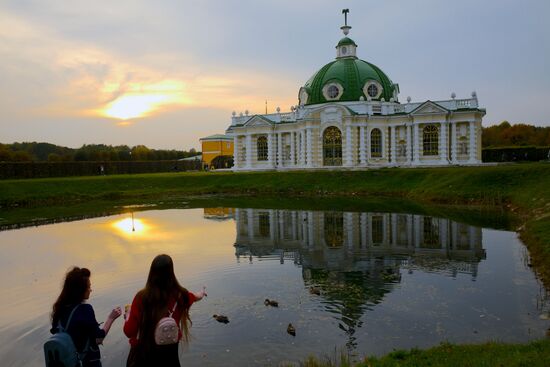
[370,128,382,158]
[256,135,268,161]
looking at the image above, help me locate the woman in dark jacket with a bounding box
[124,254,206,367]
[50,267,122,367]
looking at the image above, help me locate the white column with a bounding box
[390,125,396,164]
[406,124,412,164]
[366,128,371,161]
[345,124,353,166]
[245,134,252,169]
[306,128,313,167]
[413,124,420,163]
[440,122,448,164]
[359,126,366,165]
[267,132,274,168]
[300,130,306,166]
[277,132,283,167]
[468,121,477,163]
[233,135,240,169]
[290,132,295,166]
[451,122,457,164]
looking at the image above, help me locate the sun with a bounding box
[100,80,188,120]
[103,94,170,120]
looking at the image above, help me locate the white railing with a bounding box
[230,97,480,126]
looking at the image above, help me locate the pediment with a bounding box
[243,115,274,127]
[410,101,449,116]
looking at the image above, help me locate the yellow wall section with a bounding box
[201,139,234,168]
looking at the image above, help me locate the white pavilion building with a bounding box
[226,11,485,171]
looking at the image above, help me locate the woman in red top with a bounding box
[123,254,206,367]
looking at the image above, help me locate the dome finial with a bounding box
[341,9,351,35]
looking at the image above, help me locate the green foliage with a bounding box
[282,340,550,367]
[482,121,550,147]
[359,339,550,367]
[0,142,198,162]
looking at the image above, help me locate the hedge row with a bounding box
[482,146,550,162]
[0,160,201,179]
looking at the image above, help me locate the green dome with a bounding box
[336,37,357,47]
[301,58,398,105]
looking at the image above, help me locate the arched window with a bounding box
[398,141,407,157]
[423,125,439,156]
[324,212,343,248]
[370,128,382,157]
[323,126,342,166]
[257,136,268,161]
[458,136,468,155]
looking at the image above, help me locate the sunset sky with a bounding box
[1,0,549,150]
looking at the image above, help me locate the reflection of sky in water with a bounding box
[0,208,548,367]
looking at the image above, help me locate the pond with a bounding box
[0,205,548,366]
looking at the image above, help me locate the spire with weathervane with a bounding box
[336,8,357,59]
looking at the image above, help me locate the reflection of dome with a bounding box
[300,36,399,106]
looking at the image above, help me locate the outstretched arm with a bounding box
[97,307,122,344]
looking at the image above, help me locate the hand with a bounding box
[202,286,207,297]
[109,306,122,320]
[124,304,131,320]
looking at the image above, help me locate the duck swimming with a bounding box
[213,314,229,324]
[264,298,279,307]
[309,287,321,296]
[287,323,296,336]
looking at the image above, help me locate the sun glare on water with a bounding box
[113,217,147,236]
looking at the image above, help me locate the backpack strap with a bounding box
[59,304,81,332]
[168,300,178,317]
[60,304,90,359]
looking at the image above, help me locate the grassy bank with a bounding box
[298,339,550,367]
[0,163,548,208]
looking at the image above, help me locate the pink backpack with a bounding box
[154,301,179,345]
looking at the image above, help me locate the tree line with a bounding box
[0,142,199,162]
[482,121,550,148]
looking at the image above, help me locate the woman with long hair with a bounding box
[124,254,206,367]
[50,267,122,367]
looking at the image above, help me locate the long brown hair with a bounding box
[137,254,192,351]
[51,267,90,325]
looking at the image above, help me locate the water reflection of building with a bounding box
[203,207,235,221]
[234,208,484,277]
[233,208,485,349]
